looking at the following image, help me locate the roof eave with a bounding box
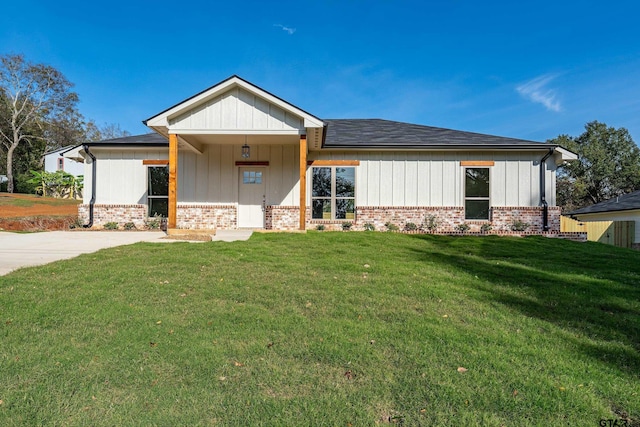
[320,144,564,150]
[570,206,640,215]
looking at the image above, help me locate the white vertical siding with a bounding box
[169,87,303,131]
[91,149,167,205]
[311,150,550,208]
[177,143,298,205]
[91,147,554,210]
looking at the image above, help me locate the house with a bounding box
[44,145,84,177]
[568,190,640,249]
[68,75,577,233]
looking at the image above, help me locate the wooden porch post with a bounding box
[168,133,178,229]
[299,134,307,230]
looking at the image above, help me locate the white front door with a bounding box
[238,168,266,228]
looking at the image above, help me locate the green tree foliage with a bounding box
[0,54,79,192]
[27,169,83,198]
[549,121,640,211]
[0,53,130,194]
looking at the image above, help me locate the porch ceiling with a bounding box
[182,133,301,147]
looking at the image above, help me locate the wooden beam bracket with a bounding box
[143,159,169,165]
[460,160,495,167]
[307,160,360,166]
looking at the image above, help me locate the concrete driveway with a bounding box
[0,231,168,276]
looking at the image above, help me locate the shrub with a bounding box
[68,217,85,230]
[342,222,352,231]
[422,215,440,232]
[511,219,530,232]
[385,222,399,232]
[316,224,325,231]
[480,223,493,233]
[104,222,119,230]
[145,216,162,230]
[404,222,418,232]
[363,222,375,232]
[14,172,38,194]
[455,223,470,233]
[123,222,136,230]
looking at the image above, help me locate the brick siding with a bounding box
[80,204,581,241]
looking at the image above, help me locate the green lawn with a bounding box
[0,193,81,208]
[1,232,638,426]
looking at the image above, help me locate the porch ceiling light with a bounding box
[242,137,250,158]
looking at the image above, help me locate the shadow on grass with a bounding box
[406,235,640,373]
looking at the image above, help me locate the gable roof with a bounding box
[568,190,640,215]
[323,119,551,149]
[144,75,325,130]
[44,145,77,156]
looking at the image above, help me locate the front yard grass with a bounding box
[1,232,638,426]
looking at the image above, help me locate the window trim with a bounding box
[464,167,491,221]
[57,157,64,171]
[311,166,356,221]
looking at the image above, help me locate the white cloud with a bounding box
[274,24,296,35]
[516,74,562,112]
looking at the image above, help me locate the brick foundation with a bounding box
[79,204,148,228]
[265,206,300,230]
[352,206,464,232]
[80,203,572,238]
[177,204,236,229]
[491,206,561,233]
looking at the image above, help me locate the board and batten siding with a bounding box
[85,149,168,205]
[87,144,301,207]
[87,147,556,210]
[178,144,299,206]
[169,87,303,132]
[309,151,557,207]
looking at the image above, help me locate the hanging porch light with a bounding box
[241,136,250,158]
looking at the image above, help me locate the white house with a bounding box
[44,146,85,177]
[69,75,577,233]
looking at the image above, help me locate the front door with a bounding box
[238,168,266,228]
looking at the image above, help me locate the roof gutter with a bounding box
[82,144,97,228]
[540,148,555,231]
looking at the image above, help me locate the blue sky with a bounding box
[1,0,639,143]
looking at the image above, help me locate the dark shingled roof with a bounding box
[323,119,549,149]
[568,190,640,215]
[85,133,168,147]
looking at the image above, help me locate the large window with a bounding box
[465,167,490,220]
[312,167,355,220]
[148,166,169,217]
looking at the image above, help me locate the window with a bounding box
[465,168,490,220]
[243,170,262,184]
[57,157,64,171]
[148,166,169,217]
[312,167,355,220]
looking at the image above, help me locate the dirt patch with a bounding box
[0,193,81,231]
[0,216,78,232]
[0,192,80,218]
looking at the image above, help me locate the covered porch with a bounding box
[143,76,325,232]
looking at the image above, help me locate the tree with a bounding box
[0,54,79,192]
[549,121,640,210]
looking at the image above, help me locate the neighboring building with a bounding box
[568,190,640,249]
[44,146,84,177]
[68,75,577,233]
